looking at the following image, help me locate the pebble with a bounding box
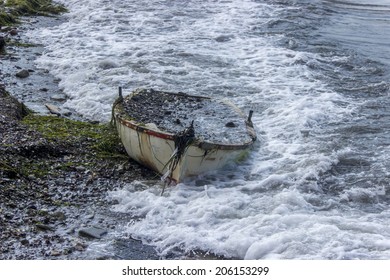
[20,239,30,246]
[225,121,236,127]
[9,29,18,36]
[52,211,66,222]
[50,250,61,257]
[75,166,86,172]
[44,103,61,116]
[4,213,13,220]
[50,94,66,102]
[36,224,55,232]
[15,70,30,79]
[73,242,87,252]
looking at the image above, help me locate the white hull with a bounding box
[114,90,256,183]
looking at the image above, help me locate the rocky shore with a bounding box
[1,3,159,260]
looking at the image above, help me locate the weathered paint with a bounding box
[114,91,257,183]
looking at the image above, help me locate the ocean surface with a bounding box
[28,0,389,259]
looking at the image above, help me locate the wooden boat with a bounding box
[113,88,256,183]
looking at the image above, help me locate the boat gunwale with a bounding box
[116,116,256,150]
[114,89,257,151]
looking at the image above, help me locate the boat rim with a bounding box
[114,89,257,150]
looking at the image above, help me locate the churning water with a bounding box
[29,0,390,259]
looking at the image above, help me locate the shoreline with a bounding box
[1,9,160,260]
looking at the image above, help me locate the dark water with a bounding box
[261,0,390,209]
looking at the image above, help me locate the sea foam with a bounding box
[28,0,390,259]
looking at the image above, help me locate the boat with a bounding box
[112,87,257,183]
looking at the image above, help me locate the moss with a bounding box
[9,41,38,48]
[0,159,48,178]
[22,115,127,159]
[0,11,17,25]
[0,161,19,178]
[0,0,67,26]
[5,0,67,16]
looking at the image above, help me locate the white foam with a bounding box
[28,0,390,259]
[109,183,390,259]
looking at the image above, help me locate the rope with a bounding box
[161,121,195,194]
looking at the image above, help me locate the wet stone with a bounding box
[50,250,61,257]
[20,239,29,246]
[15,70,30,79]
[52,211,66,222]
[225,121,236,127]
[9,29,18,36]
[78,226,107,239]
[50,94,66,102]
[36,224,55,231]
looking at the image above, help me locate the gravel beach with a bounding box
[1,12,159,260]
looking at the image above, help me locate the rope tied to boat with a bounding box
[110,87,124,127]
[161,120,196,194]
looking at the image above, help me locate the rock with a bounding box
[6,202,17,209]
[78,226,107,239]
[15,70,30,78]
[50,250,61,257]
[4,213,13,220]
[215,35,233,42]
[116,164,125,172]
[65,226,76,234]
[39,208,49,216]
[0,36,5,51]
[20,239,29,246]
[50,94,66,102]
[300,130,310,137]
[36,224,55,231]
[52,211,66,222]
[98,60,118,70]
[75,166,86,172]
[85,212,95,220]
[44,103,61,116]
[225,121,237,128]
[62,110,72,117]
[73,243,86,252]
[9,29,18,36]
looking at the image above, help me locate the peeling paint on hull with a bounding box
[114,90,257,183]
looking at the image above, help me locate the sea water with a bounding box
[28,0,390,259]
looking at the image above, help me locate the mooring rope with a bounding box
[161,121,196,195]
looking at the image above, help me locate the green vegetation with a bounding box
[22,115,127,159]
[0,0,67,25]
[5,0,67,16]
[0,10,17,25]
[9,41,37,47]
